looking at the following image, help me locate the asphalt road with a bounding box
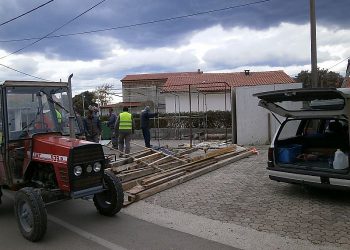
[0,190,237,250]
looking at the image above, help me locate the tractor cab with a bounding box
[5,81,82,141]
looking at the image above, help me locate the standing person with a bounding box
[107,108,118,148]
[141,106,158,148]
[115,107,134,157]
[83,109,101,143]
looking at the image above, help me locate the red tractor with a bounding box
[0,76,123,241]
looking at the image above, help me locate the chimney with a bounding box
[244,70,250,76]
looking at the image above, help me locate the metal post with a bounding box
[189,84,192,148]
[178,95,181,139]
[67,74,75,138]
[310,0,318,87]
[82,94,85,117]
[155,85,160,147]
[205,93,208,140]
[224,84,227,143]
[231,88,237,144]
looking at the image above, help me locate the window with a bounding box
[278,120,302,140]
[6,86,81,140]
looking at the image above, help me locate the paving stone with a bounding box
[139,143,350,248]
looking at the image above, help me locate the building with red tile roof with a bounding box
[121,69,296,113]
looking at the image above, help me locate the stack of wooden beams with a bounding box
[106,145,257,206]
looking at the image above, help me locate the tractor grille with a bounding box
[69,144,105,192]
[71,144,104,164]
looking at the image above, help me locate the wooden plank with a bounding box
[127,185,145,194]
[118,168,160,182]
[157,161,184,170]
[141,169,183,185]
[131,149,153,158]
[191,146,236,162]
[132,150,256,202]
[108,157,134,168]
[122,171,164,191]
[214,149,248,161]
[174,147,199,157]
[141,158,217,186]
[142,172,186,189]
[184,158,217,172]
[135,152,163,162]
[206,145,236,158]
[111,162,146,173]
[148,155,173,166]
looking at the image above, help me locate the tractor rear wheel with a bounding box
[93,170,124,216]
[14,187,47,242]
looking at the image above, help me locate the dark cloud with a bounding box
[0,0,348,60]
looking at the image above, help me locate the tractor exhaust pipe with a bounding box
[67,74,75,138]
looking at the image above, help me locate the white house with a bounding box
[162,70,297,112]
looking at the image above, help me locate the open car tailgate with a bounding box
[254,88,348,119]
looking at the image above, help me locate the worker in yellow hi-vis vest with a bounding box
[115,106,134,157]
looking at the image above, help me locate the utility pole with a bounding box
[82,94,85,116]
[310,0,318,87]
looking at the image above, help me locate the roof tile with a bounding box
[162,71,296,92]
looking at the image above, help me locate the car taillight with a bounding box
[268,147,275,167]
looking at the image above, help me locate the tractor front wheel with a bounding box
[93,170,124,216]
[14,187,47,242]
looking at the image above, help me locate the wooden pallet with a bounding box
[106,144,257,206]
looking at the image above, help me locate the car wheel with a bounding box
[14,187,47,242]
[93,170,124,216]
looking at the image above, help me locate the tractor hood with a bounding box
[33,133,95,149]
[31,133,96,163]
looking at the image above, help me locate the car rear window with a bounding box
[278,120,302,140]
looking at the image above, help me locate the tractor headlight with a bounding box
[86,164,93,173]
[93,162,102,172]
[74,165,83,176]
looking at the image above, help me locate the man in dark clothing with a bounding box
[140,106,158,148]
[115,107,134,156]
[107,108,118,148]
[83,109,101,143]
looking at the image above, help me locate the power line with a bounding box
[0,0,107,60]
[0,0,270,81]
[0,0,54,27]
[0,0,271,43]
[327,56,350,71]
[0,63,50,81]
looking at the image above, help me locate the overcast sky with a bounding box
[0,0,349,98]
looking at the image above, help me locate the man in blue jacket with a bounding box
[107,108,118,148]
[140,106,158,148]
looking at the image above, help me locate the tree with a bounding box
[73,91,97,116]
[94,83,114,106]
[295,68,344,88]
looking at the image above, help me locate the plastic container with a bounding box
[333,149,349,170]
[277,144,302,164]
[101,121,111,140]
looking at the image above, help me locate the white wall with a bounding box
[165,92,231,113]
[235,83,302,145]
